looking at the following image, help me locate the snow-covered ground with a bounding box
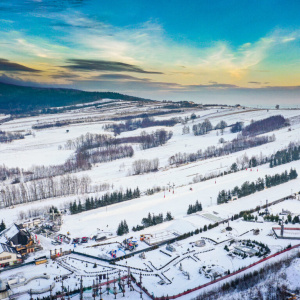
[1,105,300,299]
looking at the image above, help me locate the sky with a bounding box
[0,0,300,106]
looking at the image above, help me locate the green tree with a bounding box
[0,220,6,232]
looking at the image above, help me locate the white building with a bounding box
[0,243,21,268]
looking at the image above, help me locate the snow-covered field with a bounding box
[1,103,300,299]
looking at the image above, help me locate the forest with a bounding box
[104,116,178,135]
[217,168,298,204]
[242,115,288,136]
[0,82,154,114]
[69,187,141,215]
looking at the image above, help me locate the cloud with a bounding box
[248,81,261,84]
[50,71,81,79]
[0,58,40,72]
[93,74,150,81]
[187,83,239,89]
[63,59,163,74]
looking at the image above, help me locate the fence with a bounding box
[137,243,300,300]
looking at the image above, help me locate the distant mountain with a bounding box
[0,82,155,114]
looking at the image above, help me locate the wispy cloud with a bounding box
[63,59,162,74]
[93,74,150,81]
[248,81,261,84]
[0,58,40,72]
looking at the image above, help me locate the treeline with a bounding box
[110,110,182,122]
[217,168,298,204]
[104,116,178,135]
[64,129,172,152]
[0,174,110,208]
[88,145,134,164]
[132,212,173,231]
[132,158,159,175]
[270,142,300,168]
[187,201,202,214]
[139,129,173,150]
[0,130,26,143]
[192,119,213,136]
[0,165,21,181]
[192,119,228,136]
[32,120,77,130]
[169,135,275,166]
[69,188,140,215]
[242,115,288,136]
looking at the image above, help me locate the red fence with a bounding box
[142,243,300,300]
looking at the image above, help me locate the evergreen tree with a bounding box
[78,200,83,212]
[166,212,173,221]
[123,220,129,234]
[0,220,6,232]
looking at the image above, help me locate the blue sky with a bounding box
[0,0,300,105]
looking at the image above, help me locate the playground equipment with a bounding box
[109,250,117,258]
[123,238,138,251]
[139,252,146,259]
[140,234,152,242]
[118,247,126,255]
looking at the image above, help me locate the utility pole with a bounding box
[92,280,96,300]
[127,267,131,288]
[99,275,103,300]
[113,277,117,299]
[107,272,110,295]
[121,272,125,297]
[139,273,143,299]
[80,276,83,300]
[61,278,65,300]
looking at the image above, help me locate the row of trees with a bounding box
[242,115,288,137]
[187,201,202,214]
[69,188,140,215]
[104,116,178,136]
[217,168,297,204]
[139,129,173,150]
[132,212,173,231]
[0,174,109,208]
[131,158,159,175]
[64,129,172,152]
[169,135,275,166]
[88,145,134,164]
[193,153,269,184]
[0,130,25,143]
[192,119,213,136]
[270,142,300,168]
[183,120,228,136]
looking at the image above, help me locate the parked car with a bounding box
[81,237,88,243]
[72,238,80,244]
[51,240,61,245]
